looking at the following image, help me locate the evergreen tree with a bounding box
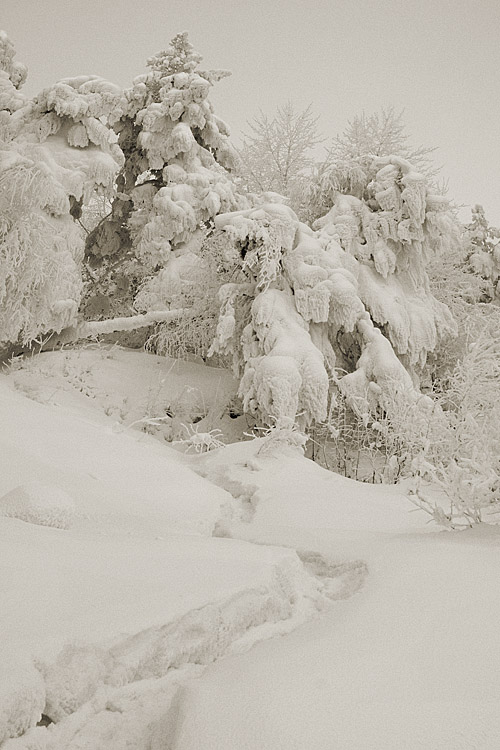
[465,205,500,300]
[313,155,458,374]
[210,155,458,430]
[0,31,123,348]
[85,32,244,322]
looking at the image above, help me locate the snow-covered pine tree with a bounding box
[314,155,458,374]
[0,29,27,121]
[465,205,500,300]
[210,154,458,432]
[0,31,124,348]
[85,32,245,330]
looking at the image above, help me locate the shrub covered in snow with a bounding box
[175,424,225,453]
[409,314,500,527]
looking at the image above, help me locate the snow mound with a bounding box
[0,483,76,529]
[0,377,230,536]
[0,652,45,745]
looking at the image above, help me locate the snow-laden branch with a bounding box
[55,309,189,344]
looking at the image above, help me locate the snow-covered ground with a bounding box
[1,347,500,749]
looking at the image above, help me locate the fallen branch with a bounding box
[40,309,188,349]
[2,310,193,359]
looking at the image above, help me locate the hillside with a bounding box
[1,347,500,749]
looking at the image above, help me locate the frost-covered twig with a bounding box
[174,424,225,453]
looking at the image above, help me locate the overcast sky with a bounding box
[4,0,499,224]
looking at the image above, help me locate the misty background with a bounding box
[4,0,499,224]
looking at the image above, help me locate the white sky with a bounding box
[4,0,500,224]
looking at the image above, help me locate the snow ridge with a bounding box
[2,548,330,749]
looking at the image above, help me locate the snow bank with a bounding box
[175,444,500,750]
[0,374,229,536]
[0,359,337,746]
[196,438,427,537]
[3,349,500,749]
[40,546,323,718]
[6,346,241,445]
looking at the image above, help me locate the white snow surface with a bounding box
[1,347,500,749]
[179,441,500,750]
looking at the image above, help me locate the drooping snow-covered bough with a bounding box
[210,156,458,430]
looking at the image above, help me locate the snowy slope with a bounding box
[176,441,500,750]
[0,371,228,536]
[0,361,331,747]
[2,348,500,749]
[195,437,428,537]
[5,345,242,444]
[172,527,500,750]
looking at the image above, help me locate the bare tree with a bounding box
[328,108,437,171]
[237,103,323,213]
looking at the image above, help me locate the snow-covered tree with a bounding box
[425,209,495,385]
[464,205,500,300]
[314,155,458,374]
[0,29,27,122]
[210,153,457,431]
[307,108,438,223]
[330,109,436,168]
[85,32,244,326]
[237,103,323,218]
[0,31,124,348]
